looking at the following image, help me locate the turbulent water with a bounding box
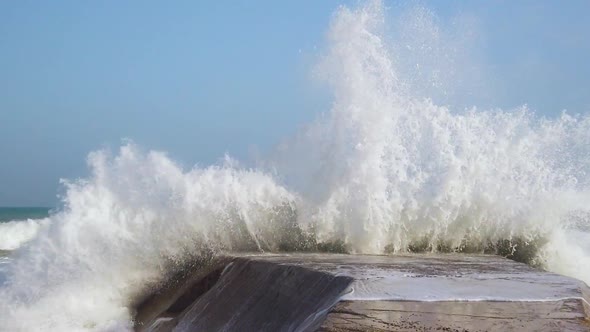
[0,208,49,251]
[1,2,590,331]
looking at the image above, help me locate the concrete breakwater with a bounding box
[134,254,590,332]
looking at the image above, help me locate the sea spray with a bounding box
[272,2,590,273]
[0,145,295,330]
[1,1,590,331]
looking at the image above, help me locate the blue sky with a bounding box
[1,0,589,206]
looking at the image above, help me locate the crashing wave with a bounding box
[1,1,589,331]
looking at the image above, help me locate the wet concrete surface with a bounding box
[134,253,590,332]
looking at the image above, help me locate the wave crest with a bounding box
[0,219,48,251]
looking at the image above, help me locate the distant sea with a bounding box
[0,207,51,223]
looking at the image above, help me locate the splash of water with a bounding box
[0,146,294,330]
[0,219,48,251]
[1,1,590,331]
[273,1,590,265]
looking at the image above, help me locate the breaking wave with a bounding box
[0,219,49,251]
[1,1,589,331]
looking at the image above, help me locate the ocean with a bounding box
[1,1,589,331]
[0,208,50,281]
[0,208,50,252]
[0,207,50,223]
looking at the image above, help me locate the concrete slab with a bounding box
[134,253,590,332]
[240,253,590,303]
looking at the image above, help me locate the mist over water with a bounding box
[1,2,590,331]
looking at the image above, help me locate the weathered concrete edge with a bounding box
[319,299,590,332]
[134,256,233,330]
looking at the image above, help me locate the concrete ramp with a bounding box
[135,254,590,332]
[140,258,352,332]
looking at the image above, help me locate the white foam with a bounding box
[0,147,294,331]
[1,1,590,331]
[0,219,49,251]
[272,1,590,284]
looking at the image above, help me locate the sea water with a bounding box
[1,1,589,331]
[0,208,50,251]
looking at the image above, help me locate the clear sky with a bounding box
[1,0,589,207]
